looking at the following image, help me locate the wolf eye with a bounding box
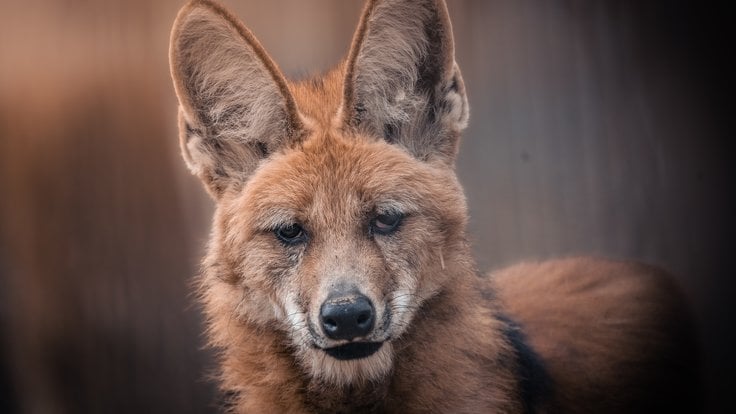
[275,223,306,244]
[371,212,403,235]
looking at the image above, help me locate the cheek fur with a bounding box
[377,213,459,334]
[222,230,308,325]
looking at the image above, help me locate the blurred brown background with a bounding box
[0,0,732,412]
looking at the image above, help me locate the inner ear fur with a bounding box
[169,0,303,197]
[342,0,469,164]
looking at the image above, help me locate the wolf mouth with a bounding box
[323,342,383,360]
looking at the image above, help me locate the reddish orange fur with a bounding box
[494,258,700,413]
[169,1,699,412]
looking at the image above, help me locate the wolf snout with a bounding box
[320,293,375,340]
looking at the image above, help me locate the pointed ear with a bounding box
[169,0,303,198]
[342,0,468,164]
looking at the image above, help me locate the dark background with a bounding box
[1,0,732,412]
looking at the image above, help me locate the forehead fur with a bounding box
[227,132,465,233]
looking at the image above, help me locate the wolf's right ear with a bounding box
[169,0,302,198]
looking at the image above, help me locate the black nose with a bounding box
[320,294,375,340]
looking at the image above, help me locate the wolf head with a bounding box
[170,0,470,385]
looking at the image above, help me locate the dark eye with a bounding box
[371,212,404,235]
[275,223,306,244]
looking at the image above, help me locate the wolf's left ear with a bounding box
[342,0,469,164]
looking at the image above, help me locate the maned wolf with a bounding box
[169,0,699,412]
